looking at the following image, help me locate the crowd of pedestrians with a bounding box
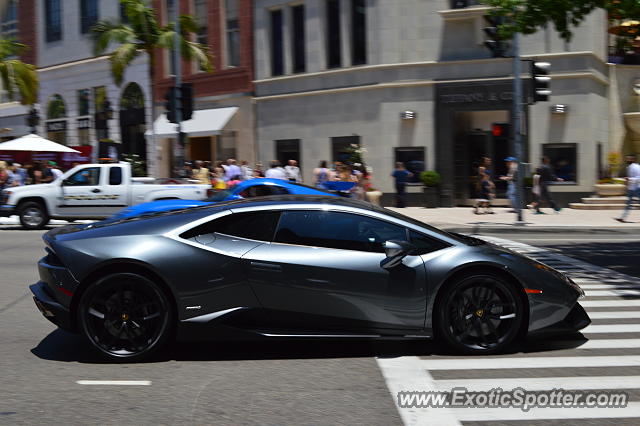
[183,158,374,200]
[0,160,65,190]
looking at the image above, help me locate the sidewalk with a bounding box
[390,207,640,234]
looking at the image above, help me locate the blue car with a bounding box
[111,178,338,219]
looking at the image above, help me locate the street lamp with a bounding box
[27,106,40,134]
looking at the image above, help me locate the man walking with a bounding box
[615,154,640,223]
[391,162,412,208]
[500,157,518,211]
[284,160,301,183]
[533,156,563,214]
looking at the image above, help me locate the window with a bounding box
[238,185,289,198]
[270,9,284,76]
[276,139,301,169]
[181,211,281,242]
[450,0,481,8]
[77,89,90,116]
[331,136,360,164]
[80,0,99,34]
[409,231,449,255]
[291,5,305,73]
[45,0,62,42]
[395,147,425,184]
[0,0,18,40]
[275,211,407,253]
[226,0,240,67]
[326,0,341,68]
[542,143,578,183]
[47,94,67,119]
[351,0,366,65]
[65,167,101,186]
[109,167,123,185]
[194,0,208,46]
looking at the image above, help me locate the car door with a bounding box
[244,209,428,332]
[58,166,105,216]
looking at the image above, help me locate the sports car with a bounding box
[111,178,336,220]
[29,196,590,362]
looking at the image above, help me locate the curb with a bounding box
[439,225,640,235]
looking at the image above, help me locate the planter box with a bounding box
[594,184,626,197]
[423,186,439,208]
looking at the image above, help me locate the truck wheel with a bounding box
[19,201,50,229]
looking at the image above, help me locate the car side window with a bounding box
[181,211,281,242]
[109,167,123,185]
[65,167,101,186]
[274,210,406,253]
[240,185,290,198]
[409,230,450,255]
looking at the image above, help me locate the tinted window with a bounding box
[274,211,406,252]
[109,167,122,185]
[181,211,280,242]
[409,231,449,255]
[65,167,100,186]
[239,185,289,198]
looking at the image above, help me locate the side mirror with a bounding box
[61,179,72,186]
[380,240,416,269]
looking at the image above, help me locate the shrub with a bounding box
[420,170,441,187]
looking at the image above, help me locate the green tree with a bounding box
[0,38,38,105]
[92,0,213,173]
[484,0,609,41]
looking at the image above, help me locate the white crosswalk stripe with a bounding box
[378,235,640,425]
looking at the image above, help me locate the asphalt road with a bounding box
[2,227,640,425]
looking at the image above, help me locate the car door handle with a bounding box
[91,188,101,193]
[250,261,282,272]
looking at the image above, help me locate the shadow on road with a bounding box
[31,328,588,364]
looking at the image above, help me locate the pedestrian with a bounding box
[615,154,640,223]
[6,162,25,186]
[253,162,265,178]
[284,159,301,183]
[224,158,242,182]
[392,161,412,208]
[191,160,210,185]
[0,164,8,190]
[50,162,63,181]
[240,160,253,180]
[265,161,287,180]
[473,157,494,214]
[500,157,518,211]
[313,161,333,188]
[533,156,563,214]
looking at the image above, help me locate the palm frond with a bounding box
[0,59,38,105]
[91,19,136,55]
[109,43,141,86]
[182,40,213,72]
[0,38,27,61]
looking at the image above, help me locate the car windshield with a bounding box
[206,190,233,202]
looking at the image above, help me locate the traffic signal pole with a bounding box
[512,32,525,224]
[172,0,185,177]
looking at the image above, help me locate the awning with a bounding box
[146,107,238,138]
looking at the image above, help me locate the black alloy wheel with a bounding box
[436,274,524,354]
[78,273,173,362]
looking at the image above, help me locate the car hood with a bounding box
[115,199,211,218]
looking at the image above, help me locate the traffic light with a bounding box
[180,83,193,121]
[531,61,551,102]
[483,15,510,58]
[164,87,177,123]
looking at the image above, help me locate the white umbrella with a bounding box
[0,134,80,153]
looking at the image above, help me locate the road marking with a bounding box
[376,356,461,426]
[587,311,640,319]
[76,380,151,386]
[581,324,640,333]
[415,355,640,370]
[581,300,640,307]
[574,338,640,349]
[584,290,640,297]
[450,404,640,422]
[580,284,640,290]
[434,375,640,392]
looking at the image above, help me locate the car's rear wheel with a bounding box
[436,273,524,354]
[78,273,173,362]
[18,201,49,229]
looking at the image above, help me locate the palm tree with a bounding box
[92,0,213,173]
[0,38,38,105]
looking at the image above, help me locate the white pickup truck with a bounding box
[0,162,212,229]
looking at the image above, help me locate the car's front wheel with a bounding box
[77,273,173,362]
[18,201,49,229]
[435,273,524,354]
